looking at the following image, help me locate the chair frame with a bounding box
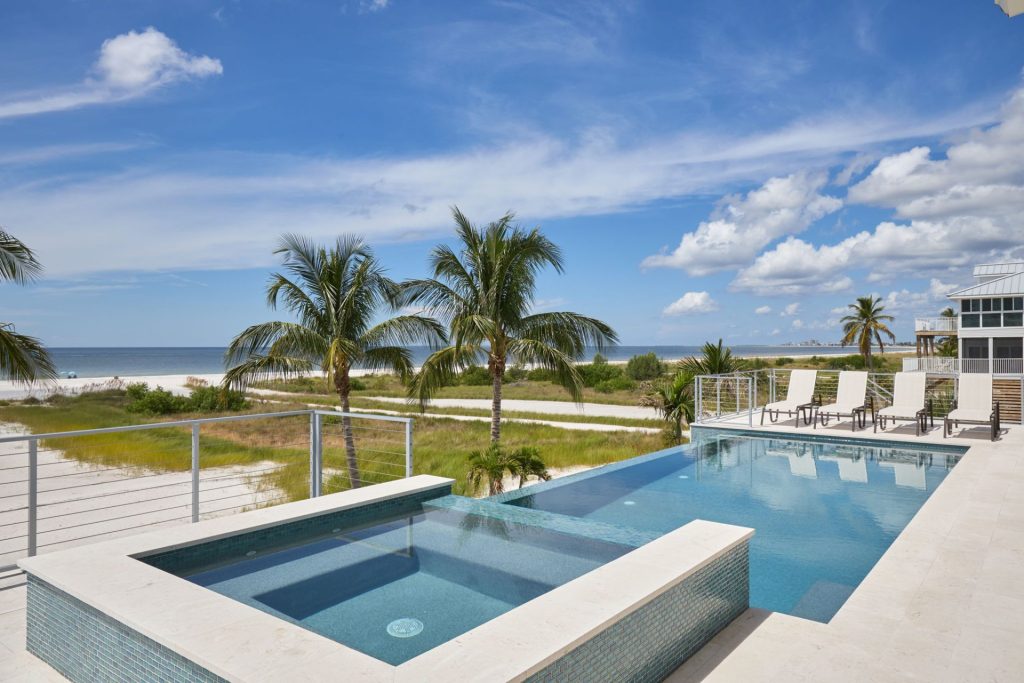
[875,399,933,436]
[815,396,874,432]
[944,400,1001,441]
[761,395,819,428]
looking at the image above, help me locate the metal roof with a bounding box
[949,272,1024,298]
[973,262,1024,278]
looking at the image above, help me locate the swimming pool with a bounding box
[144,498,631,665]
[496,428,965,622]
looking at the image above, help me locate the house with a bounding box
[905,262,1024,423]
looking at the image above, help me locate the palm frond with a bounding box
[0,324,57,383]
[0,230,43,284]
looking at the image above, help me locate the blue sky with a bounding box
[2,0,1023,347]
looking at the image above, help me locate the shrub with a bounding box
[349,378,367,391]
[594,376,636,393]
[188,385,249,412]
[460,365,492,386]
[592,353,608,365]
[526,367,556,382]
[126,383,249,415]
[826,354,866,370]
[184,376,209,389]
[774,357,794,366]
[125,382,149,401]
[504,366,528,383]
[625,352,664,380]
[578,360,623,388]
[126,386,189,415]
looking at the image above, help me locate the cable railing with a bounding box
[0,409,412,571]
[693,369,958,426]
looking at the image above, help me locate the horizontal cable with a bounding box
[38,502,193,534]
[36,515,193,549]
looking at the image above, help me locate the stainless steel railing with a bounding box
[0,408,412,571]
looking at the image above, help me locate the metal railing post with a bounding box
[314,412,323,497]
[191,423,200,523]
[28,439,37,556]
[404,420,413,478]
[748,377,754,426]
[309,413,317,498]
[716,380,721,417]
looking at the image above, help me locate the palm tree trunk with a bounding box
[490,368,503,444]
[335,369,361,488]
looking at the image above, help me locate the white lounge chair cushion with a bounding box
[784,369,817,405]
[834,371,868,408]
[947,407,992,422]
[878,405,924,419]
[817,402,862,415]
[764,400,805,412]
[955,374,993,414]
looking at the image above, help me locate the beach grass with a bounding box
[0,390,666,498]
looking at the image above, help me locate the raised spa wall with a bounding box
[20,476,752,683]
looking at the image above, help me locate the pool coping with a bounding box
[18,474,753,682]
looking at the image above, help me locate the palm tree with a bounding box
[466,445,550,495]
[224,234,445,488]
[0,229,56,383]
[650,370,694,443]
[937,306,957,356]
[466,445,516,496]
[840,296,895,370]
[508,446,550,488]
[405,207,618,444]
[679,339,746,376]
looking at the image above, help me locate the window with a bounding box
[972,299,981,312]
[992,298,1003,311]
[982,298,993,312]
[962,314,980,328]
[961,300,971,313]
[1005,297,1016,311]
[994,338,1023,359]
[963,339,988,359]
[1016,297,1023,311]
[982,313,1002,327]
[1004,312,1023,327]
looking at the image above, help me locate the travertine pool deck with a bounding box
[1,416,1020,681]
[668,416,1024,682]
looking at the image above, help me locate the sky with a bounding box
[2,0,1024,347]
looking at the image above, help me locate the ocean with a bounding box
[45,345,889,379]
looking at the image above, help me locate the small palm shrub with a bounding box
[466,445,551,496]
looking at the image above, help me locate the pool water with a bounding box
[166,505,629,665]
[503,430,963,622]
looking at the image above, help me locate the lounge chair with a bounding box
[875,372,932,436]
[944,374,1000,441]
[761,369,818,427]
[814,371,871,431]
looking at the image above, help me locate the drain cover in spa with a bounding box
[387,618,424,638]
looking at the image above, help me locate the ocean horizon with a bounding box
[44,345,906,379]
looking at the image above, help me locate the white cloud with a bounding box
[830,305,848,315]
[769,328,781,336]
[0,28,222,119]
[362,0,390,11]
[754,305,772,314]
[780,302,800,316]
[791,319,804,329]
[2,82,1001,277]
[641,171,842,275]
[663,291,718,316]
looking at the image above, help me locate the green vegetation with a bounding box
[646,370,694,445]
[223,234,444,487]
[0,390,662,498]
[125,382,249,415]
[0,229,56,382]
[625,352,665,381]
[406,207,617,443]
[840,295,896,370]
[466,445,550,496]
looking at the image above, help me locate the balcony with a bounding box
[902,357,1024,375]
[915,317,957,333]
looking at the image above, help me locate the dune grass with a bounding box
[0,390,666,499]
